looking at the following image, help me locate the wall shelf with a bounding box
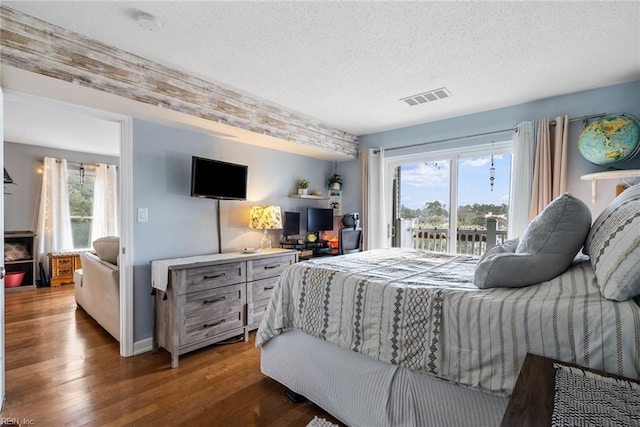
[5,231,37,291]
[580,169,640,204]
[289,194,328,200]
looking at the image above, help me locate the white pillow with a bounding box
[585,184,640,301]
[93,236,119,265]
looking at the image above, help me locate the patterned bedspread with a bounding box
[256,248,640,394]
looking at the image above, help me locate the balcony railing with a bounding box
[405,218,508,256]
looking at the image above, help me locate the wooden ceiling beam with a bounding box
[0,6,359,159]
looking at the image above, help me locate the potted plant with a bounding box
[327,173,342,190]
[296,178,310,195]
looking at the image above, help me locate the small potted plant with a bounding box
[327,173,342,190]
[296,178,310,195]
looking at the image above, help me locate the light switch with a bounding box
[138,208,148,222]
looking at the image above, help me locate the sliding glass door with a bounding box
[388,141,511,255]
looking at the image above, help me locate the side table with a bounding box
[501,353,640,426]
[48,252,82,286]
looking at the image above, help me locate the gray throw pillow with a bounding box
[584,184,640,301]
[475,193,591,288]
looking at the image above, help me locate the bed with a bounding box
[256,190,640,426]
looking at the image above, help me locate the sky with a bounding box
[400,154,512,210]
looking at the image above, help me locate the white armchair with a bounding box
[75,250,120,341]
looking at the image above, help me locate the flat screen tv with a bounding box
[307,207,334,233]
[283,211,300,237]
[190,156,248,200]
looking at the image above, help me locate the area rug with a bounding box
[552,363,640,426]
[306,416,339,427]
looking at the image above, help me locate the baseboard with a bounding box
[133,337,153,355]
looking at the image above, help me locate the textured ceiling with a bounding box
[3,1,640,139]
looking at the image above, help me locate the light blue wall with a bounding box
[4,142,118,232]
[132,119,334,341]
[132,81,639,342]
[341,81,640,219]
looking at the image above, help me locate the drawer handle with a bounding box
[203,319,225,329]
[59,259,71,265]
[203,273,226,280]
[59,269,71,274]
[202,296,226,304]
[263,286,274,291]
[264,264,280,270]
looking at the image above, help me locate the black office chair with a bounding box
[342,212,360,228]
[338,227,362,255]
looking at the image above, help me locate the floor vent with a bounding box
[400,87,452,106]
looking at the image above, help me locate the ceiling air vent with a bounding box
[400,87,452,106]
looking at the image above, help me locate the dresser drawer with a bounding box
[53,266,74,278]
[247,255,295,281]
[184,311,244,345]
[52,256,74,268]
[179,262,246,294]
[247,298,269,326]
[247,276,278,304]
[183,284,244,344]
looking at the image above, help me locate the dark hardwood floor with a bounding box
[1,286,343,426]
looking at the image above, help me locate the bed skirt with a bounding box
[261,329,508,427]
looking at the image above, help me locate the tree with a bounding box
[68,174,94,216]
[400,205,422,220]
[424,201,448,227]
[402,202,509,229]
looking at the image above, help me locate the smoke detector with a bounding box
[136,12,162,31]
[400,87,452,106]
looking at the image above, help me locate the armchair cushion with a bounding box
[93,236,119,265]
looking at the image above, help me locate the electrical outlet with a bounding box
[138,208,148,222]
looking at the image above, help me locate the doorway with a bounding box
[2,90,134,363]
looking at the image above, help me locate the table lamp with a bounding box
[249,205,283,249]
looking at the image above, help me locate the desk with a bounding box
[281,240,334,259]
[501,353,640,426]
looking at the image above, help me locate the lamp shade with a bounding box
[249,205,283,230]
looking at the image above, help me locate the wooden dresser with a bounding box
[152,248,297,368]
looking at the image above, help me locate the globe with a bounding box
[578,115,640,166]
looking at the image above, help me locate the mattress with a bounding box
[257,248,640,394]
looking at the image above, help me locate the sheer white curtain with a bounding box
[529,115,569,219]
[36,157,73,269]
[361,147,387,250]
[508,121,536,239]
[91,163,118,242]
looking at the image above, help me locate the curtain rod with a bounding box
[374,112,608,154]
[42,159,117,169]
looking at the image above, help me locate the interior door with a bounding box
[1,86,6,410]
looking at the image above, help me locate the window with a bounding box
[68,169,95,249]
[389,141,512,255]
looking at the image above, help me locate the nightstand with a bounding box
[48,252,82,286]
[501,353,640,426]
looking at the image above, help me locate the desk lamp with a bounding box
[249,205,283,249]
